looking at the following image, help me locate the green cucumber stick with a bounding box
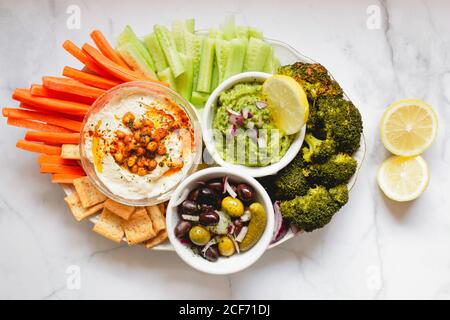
[244,37,271,71]
[116,42,157,79]
[185,33,202,91]
[215,39,231,82]
[221,16,236,40]
[143,32,168,73]
[191,91,210,107]
[175,54,194,101]
[196,37,215,93]
[117,26,156,72]
[157,68,177,90]
[223,38,246,80]
[154,25,185,77]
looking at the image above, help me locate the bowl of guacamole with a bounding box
[202,72,306,177]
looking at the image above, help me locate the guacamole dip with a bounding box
[212,82,294,167]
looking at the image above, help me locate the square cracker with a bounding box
[92,207,124,243]
[122,208,156,245]
[64,192,104,221]
[104,199,135,220]
[61,144,81,160]
[146,205,166,234]
[73,176,107,208]
[145,230,168,249]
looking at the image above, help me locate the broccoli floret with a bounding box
[280,186,340,232]
[302,153,357,188]
[274,154,309,200]
[315,96,363,154]
[278,62,343,99]
[302,133,336,164]
[329,184,349,207]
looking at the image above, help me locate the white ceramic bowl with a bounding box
[166,167,275,275]
[202,72,306,177]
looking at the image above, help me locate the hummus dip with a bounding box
[83,90,196,201]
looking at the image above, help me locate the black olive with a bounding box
[199,211,219,226]
[198,187,216,205]
[188,188,200,202]
[174,220,191,238]
[200,203,215,213]
[236,183,255,204]
[181,200,199,215]
[203,245,219,262]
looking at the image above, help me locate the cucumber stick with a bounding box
[197,37,215,93]
[117,26,157,78]
[215,39,231,82]
[211,60,219,91]
[116,42,157,79]
[263,46,278,74]
[244,37,271,71]
[191,91,210,107]
[221,16,236,40]
[248,27,263,40]
[158,68,177,90]
[172,20,188,53]
[185,33,202,91]
[223,38,246,80]
[154,25,185,77]
[175,54,194,101]
[143,33,168,73]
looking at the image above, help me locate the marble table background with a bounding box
[0,0,449,299]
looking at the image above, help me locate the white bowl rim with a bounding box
[202,72,306,178]
[166,167,275,275]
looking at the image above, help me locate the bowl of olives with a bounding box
[166,167,275,275]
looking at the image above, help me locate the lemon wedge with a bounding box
[262,75,309,135]
[377,155,429,202]
[380,99,438,156]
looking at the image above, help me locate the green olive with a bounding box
[218,236,236,257]
[221,196,244,217]
[189,226,211,246]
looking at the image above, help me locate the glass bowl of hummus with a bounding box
[80,81,202,206]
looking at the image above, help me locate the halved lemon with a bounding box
[380,99,438,156]
[262,75,309,135]
[377,155,429,202]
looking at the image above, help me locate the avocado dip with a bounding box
[212,82,294,167]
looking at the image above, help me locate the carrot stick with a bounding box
[62,40,115,79]
[42,76,105,100]
[90,30,129,68]
[82,43,146,82]
[12,89,89,117]
[7,118,73,133]
[3,108,82,132]
[25,131,80,144]
[40,163,85,175]
[17,103,84,122]
[51,173,85,184]
[30,84,96,105]
[38,154,79,166]
[16,140,61,155]
[63,66,121,90]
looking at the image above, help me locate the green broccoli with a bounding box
[278,62,343,99]
[302,133,336,164]
[315,96,363,154]
[280,186,340,232]
[329,184,349,207]
[274,153,309,200]
[302,153,357,188]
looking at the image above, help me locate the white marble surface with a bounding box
[1,0,449,299]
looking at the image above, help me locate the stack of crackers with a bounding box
[64,176,168,248]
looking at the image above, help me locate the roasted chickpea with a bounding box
[157,144,167,155]
[123,135,132,144]
[116,130,126,139]
[109,146,117,154]
[152,128,168,142]
[142,119,154,127]
[114,153,124,163]
[133,131,141,141]
[146,141,158,152]
[131,164,138,174]
[140,135,150,145]
[137,157,146,167]
[126,142,137,152]
[138,167,147,176]
[141,127,151,135]
[136,147,145,156]
[127,156,137,167]
[147,159,157,171]
[122,112,135,126]
[171,158,184,169]
[133,120,142,130]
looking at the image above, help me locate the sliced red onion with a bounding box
[224,176,237,198]
[227,224,235,235]
[240,210,251,222]
[272,222,288,244]
[246,121,255,129]
[229,114,244,127]
[173,188,190,207]
[256,101,267,109]
[247,111,253,119]
[242,107,249,119]
[226,107,240,116]
[201,238,218,255]
[180,238,190,246]
[181,214,199,222]
[271,201,283,242]
[230,125,237,137]
[230,235,240,254]
[235,226,248,242]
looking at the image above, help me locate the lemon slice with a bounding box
[262,75,309,135]
[380,99,438,156]
[377,155,429,202]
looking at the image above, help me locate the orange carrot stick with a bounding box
[90,30,129,68]
[12,89,89,117]
[63,66,121,90]
[62,40,115,79]
[30,84,96,105]
[16,140,61,155]
[3,108,82,132]
[38,154,79,166]
[51,173,85,184]
[42,76,105,100]
[17,103,84,121]
[82,43,146,82]
[25,131,80,144]
[7,118,73,133]
[40,163,85,175]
